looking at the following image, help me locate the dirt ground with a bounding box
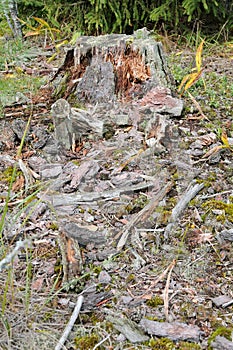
[0,36,232,349]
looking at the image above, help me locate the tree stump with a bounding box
[51,28,183,149]
[52,28,174,102]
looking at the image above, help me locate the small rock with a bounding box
[212,295,232,307]
[98,270,111,284]
[220,229,233,242]
[211,335,233,350]
[40,163,63,179]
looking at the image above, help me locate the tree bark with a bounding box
[2,0,22,38]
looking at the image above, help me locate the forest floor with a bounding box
[0,34,233,350]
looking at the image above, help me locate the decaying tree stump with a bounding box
[51,28,183,149]
[52,28,173,102]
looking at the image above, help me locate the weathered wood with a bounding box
[139,319,201,342]
[164,181,204,239]
[51,99,105,149]
[51,29,183,149]
[116,181,174,251]
[52,28,173,101]
[40,181,154,208]
[106,315,149,343]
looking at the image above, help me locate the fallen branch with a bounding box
[164,259,176,320]
[0,239,31,272]
[41,181,154,207]
[164,181,204,239]
[116,181,173,251]
[55,294,84,350]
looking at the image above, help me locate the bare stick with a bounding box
[164,259,176,320]
[136,259,177,299]
[55,295,84,350]
[0,239,31,272]
[117,181,173,251]
[93,335,110,350]
[164,181,204,238]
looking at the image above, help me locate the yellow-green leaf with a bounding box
[33,17,50,28]
[196,40,204,72]
[184,70,203,91]
[221,129,230,148]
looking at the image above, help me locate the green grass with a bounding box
[0,39,45,115]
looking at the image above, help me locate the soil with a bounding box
[0,36,232,350]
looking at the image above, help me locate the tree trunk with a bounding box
[2,0,22,38]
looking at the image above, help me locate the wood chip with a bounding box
[139,319,201,342]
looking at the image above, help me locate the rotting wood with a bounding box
[40,181,154,208]
[116,181,174,251]
[57,231,83,284]
[164,181,204,239]
[139,319,201,342]
[164,259,176,321]
[106,315,149,343]
[51,29,174,102]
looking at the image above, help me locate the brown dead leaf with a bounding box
[202,145,222,158]
[186,228,213,248]
[31,277,44,291]
[12,175,25,192]
[198,132,217,146]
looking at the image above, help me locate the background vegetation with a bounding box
[0,0,232,39]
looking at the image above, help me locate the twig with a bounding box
[93,335,110,350]
[18,159,34,192]
[164,181,204,239]
[116,181,173,251]
[0,239,31,272]
[139,260,176,299]
[199,189,233,199]
[164,259,176,320]
[187,91,209,121]
[55,295,84,350]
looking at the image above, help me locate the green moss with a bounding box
[196,172,217,188]
[148,337,174,349]
[74,333,100,349]
[156,206,172,225]
[177,341,201,349]
[125,194,149,214]
[126,273,136,283]
[42,310,55,321]
[202,199,233,223]
[146,295,164,307]
[172,172,179,180]
[48,222,59,230]
[0,166,22,184]
[208,326,233,348]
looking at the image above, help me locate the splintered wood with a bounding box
[51,30,171,102]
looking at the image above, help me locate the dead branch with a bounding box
[164,181,204,239]
[116,181,173,251]
[164,259,176,321]
[55,295,84,350]
[0,239,31,272]
[41,181,154,208]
